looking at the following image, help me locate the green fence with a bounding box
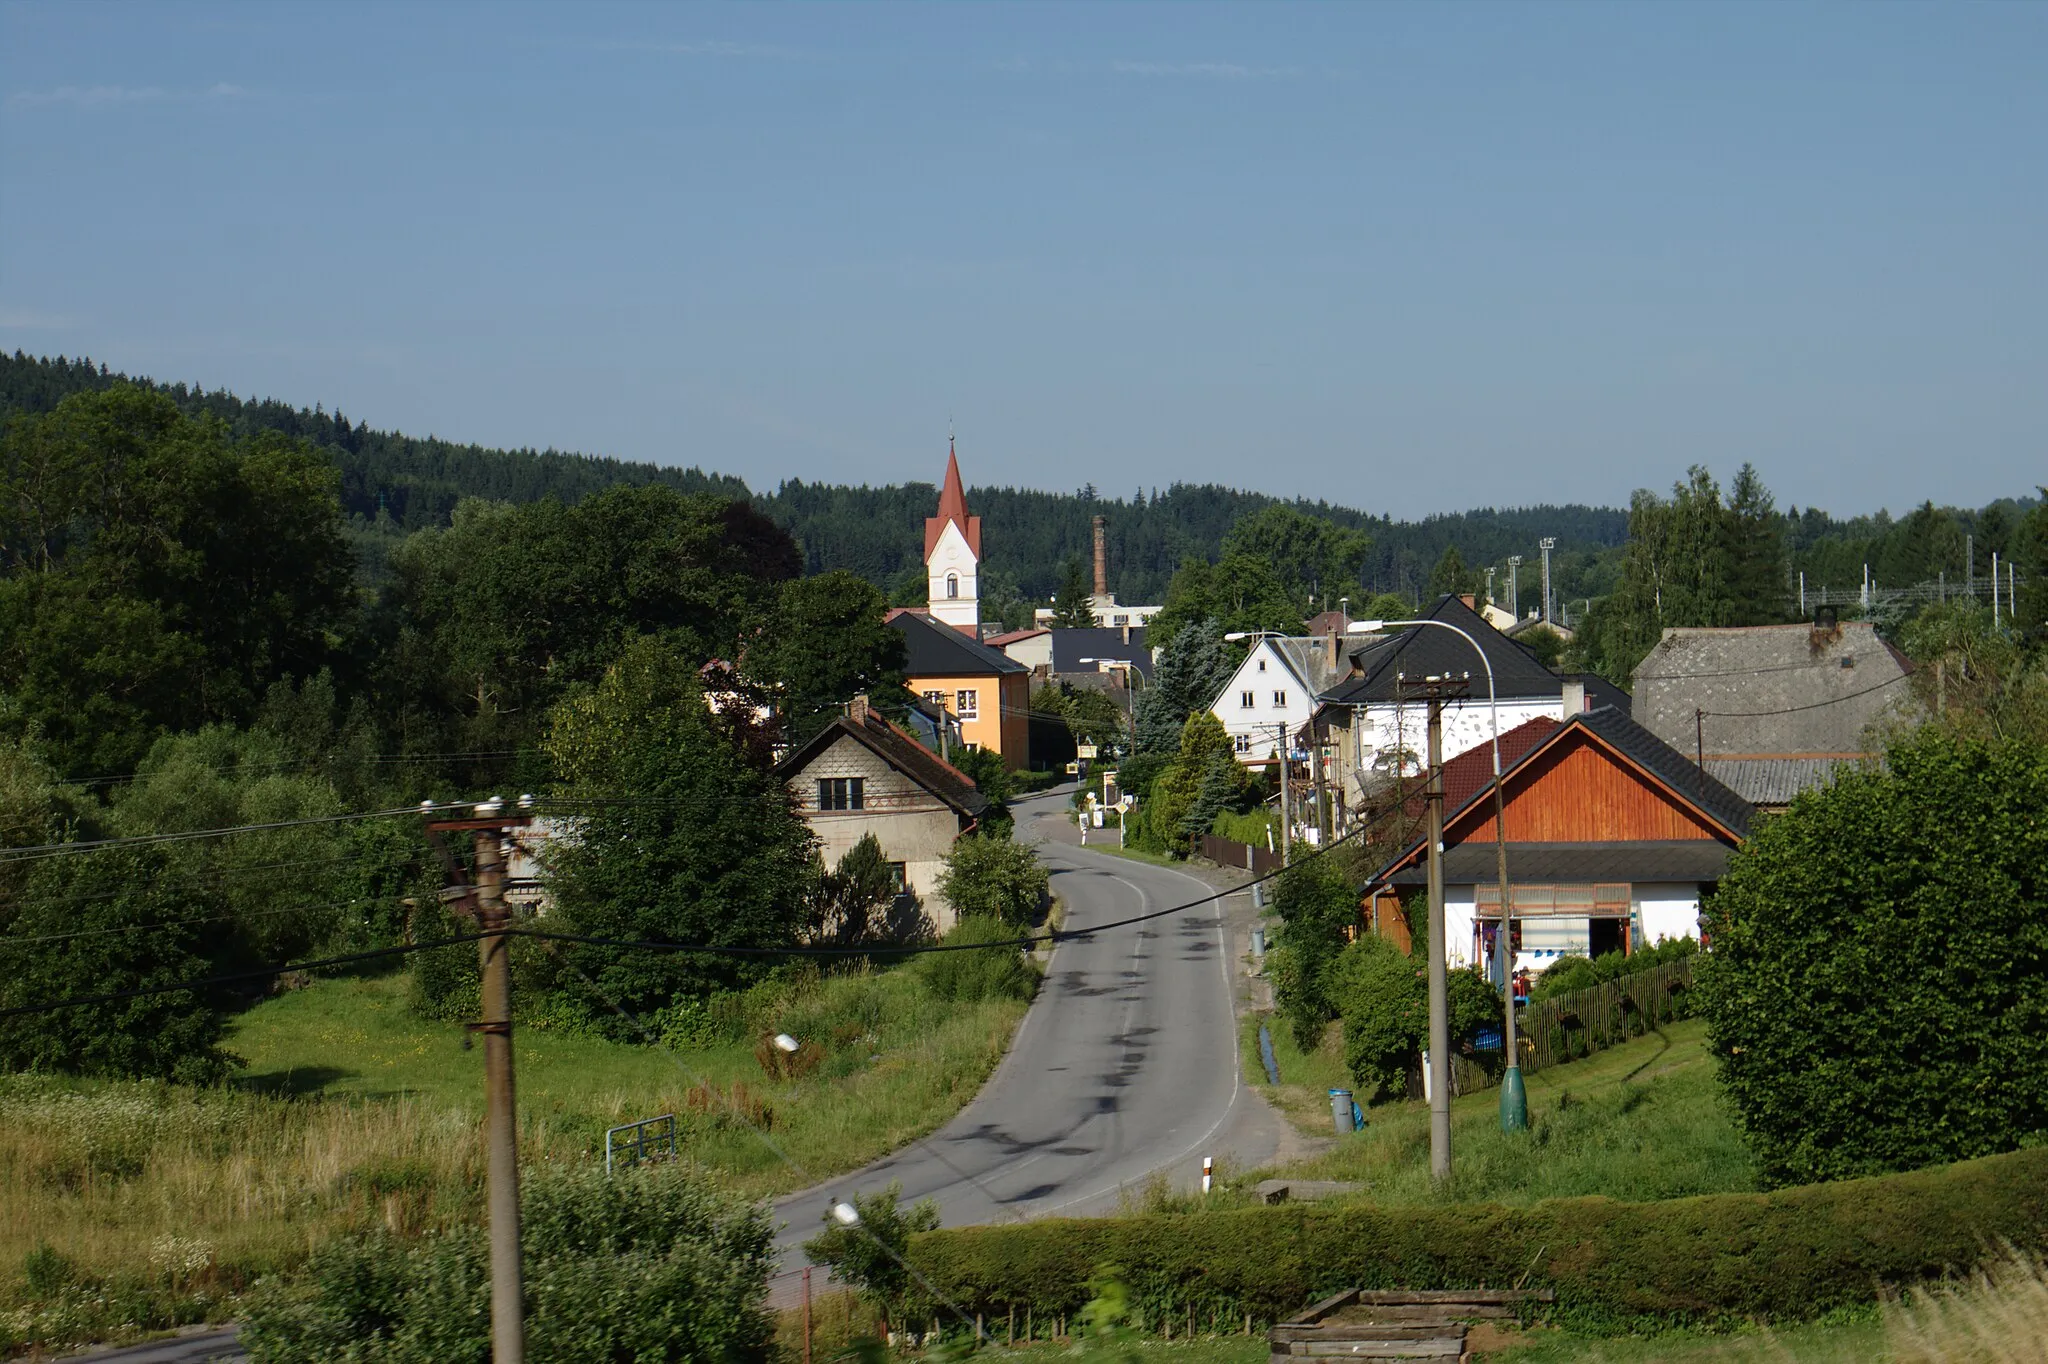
[1519,958,1696,1073]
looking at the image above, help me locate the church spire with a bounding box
[924,436,982,634]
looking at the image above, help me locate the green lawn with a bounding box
[228,965,1029,1196]
[1246,1015,1757,1205]
[1485,1317,1886,1363]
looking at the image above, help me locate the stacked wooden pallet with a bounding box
[1268,1287,1554,1362]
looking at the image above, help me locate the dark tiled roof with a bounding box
[1047,626,1153,677]
[1320,595,1570,704]
[1384,840,1736,886]
[889,610,1030,677]
[774,712,990,820]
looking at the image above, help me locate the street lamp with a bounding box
[1349,618,1528,1134]
[1077,657,1146,751]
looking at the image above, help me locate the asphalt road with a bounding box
[769,793,1275,1285]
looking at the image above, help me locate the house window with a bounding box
[1240,690,1255,709]
[1273,690,1288,708]
[922,689,947,711]
[955,689,979,719]
[1257,659,1267,673]
[1233,733,1253,754]
[1113,614,1128,625]
[946,573,960,599]
[817,777,864,811]
[887,861,909,893]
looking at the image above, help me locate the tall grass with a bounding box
[1,963,1029,1353]
[1250,1016,1757,1205]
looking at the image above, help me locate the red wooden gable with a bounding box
[1449,728,1731,847]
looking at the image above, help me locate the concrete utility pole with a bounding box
[1277,721,1292,867]
[428,801,530,1364]
[1420,676,1466,1183]
[1539,538,1556,626]
[1507,556,1522,618]
[474,827,525,1364]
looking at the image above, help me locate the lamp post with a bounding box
[1349,618,1529,1133]
[1077,656,1145,757]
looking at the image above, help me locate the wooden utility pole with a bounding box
[428,803,530,1364]
[1420,676,1466,1182]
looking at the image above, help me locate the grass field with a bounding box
[1,962,1028,1354]
[1244,1014,1757,1205]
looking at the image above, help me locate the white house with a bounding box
[1211,632,1359,761]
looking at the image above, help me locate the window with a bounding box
[1273,690,1288,708]
[817,778,864,811]
[946,572,960,599]
[1113,614,1128,625]
[1240,690,1255,709]
[955,688,979,719]
[921,689,947,711]
[887,861,909,894]
[1233,733,1253,754]
[1257,659,1267,673]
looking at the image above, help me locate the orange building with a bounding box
[888,607,1031,768]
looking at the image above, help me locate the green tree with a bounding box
[1722,463,1788,622]
[1132,621,1232,756]
[935,832,1048,926]
[1696,729,2048,1186]
[0,386,355,774]
[1222,504,1372,604]
[807,834,903,947]
[1269,854,1365,1049]
[1050,559,1099,626]
[1329,934,1498,1102]
[1517,624,1566,669]
[801,1182,941,1333]
[538,638,818,1030]
[1144,712,1246,856]
[1146,552,1304,646]
[0,846,238,1083]
[1426,545,1477,599]
[751,570,908,746]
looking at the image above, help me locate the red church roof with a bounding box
[923,440,983,560]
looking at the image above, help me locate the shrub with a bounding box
[936,834,1048,927]
[801,1182,941,1331]
[902,1146,2048,1334]
[1329,936,1501,1102]
[1697,730,2048,1186]
[1269,857,1368,1049]
[242,1162,776,1363]
[920,915,1040,1004]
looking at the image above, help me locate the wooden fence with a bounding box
[1424,957,1698,1098]
[1196,833,1283,876]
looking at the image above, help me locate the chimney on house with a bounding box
[849,694,871,725]
[1092,515,1108,599]
[1560,679,1586,715]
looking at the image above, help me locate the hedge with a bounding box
[905,1146,2048,1333]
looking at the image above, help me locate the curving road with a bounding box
[770,792,1281,1277]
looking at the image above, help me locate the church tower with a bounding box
[924,439,981,634]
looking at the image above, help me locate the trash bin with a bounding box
[1250,928,1266,960]
[1329,1088,1355,1134]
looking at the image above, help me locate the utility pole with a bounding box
[1507,556,1522,619]
[428,801,529,1364]
[1484,565,1496,608]
[1312,727,1331,847]
[1276,721,1292,867]
[1489,737,1522,1133]
[1539,538,1556,626]
[1695,709,1705,771]
[1420,676,1466,1183]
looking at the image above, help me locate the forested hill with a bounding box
[2,350,1623,602]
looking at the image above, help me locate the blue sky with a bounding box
[3,1,2043,518]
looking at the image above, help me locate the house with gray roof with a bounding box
[1631,617,1915,810]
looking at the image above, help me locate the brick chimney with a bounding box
[848,694,871,725]
[1092,515,1108,598]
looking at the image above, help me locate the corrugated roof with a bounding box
[1384,840,1735,886]
[889,609,1030,677]
[1703,755,1875,806]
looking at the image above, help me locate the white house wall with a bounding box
[1215,640,1317,760]
[1445,885,1477,970]
[1633,883,1703,947]
[1352,698,1561,777]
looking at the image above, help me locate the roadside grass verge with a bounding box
[1241,1014,1755,1205]
[1,963,1027,1354]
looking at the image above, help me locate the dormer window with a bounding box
[946,573,960,599]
